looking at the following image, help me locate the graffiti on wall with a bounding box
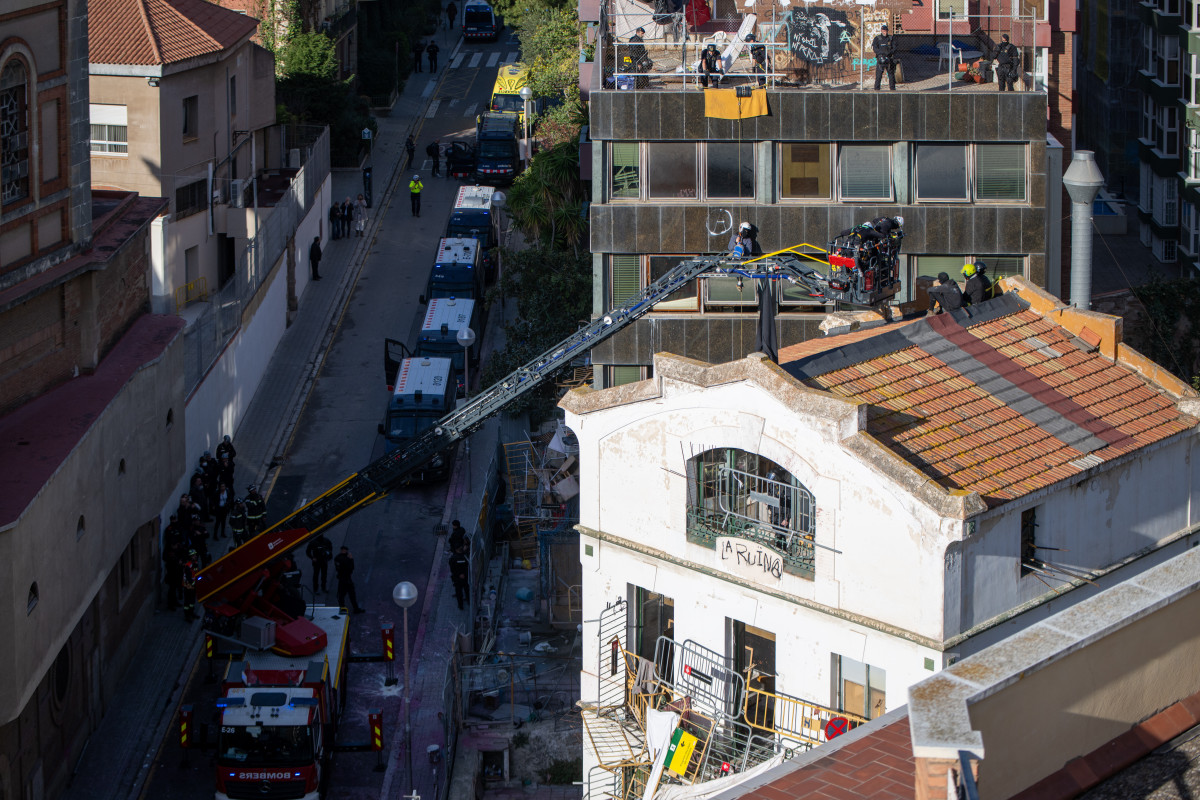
[784,5,856,65]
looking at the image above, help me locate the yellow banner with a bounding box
[704,88,769,120]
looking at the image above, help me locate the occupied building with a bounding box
[561,279,1200,796]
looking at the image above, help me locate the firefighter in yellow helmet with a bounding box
[961,261,994,306]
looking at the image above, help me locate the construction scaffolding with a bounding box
[583,600,869,799]
[502,421,580,565]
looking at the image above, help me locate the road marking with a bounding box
[421,80,436,98]
[463,103,477,117]
[450,53,464,69]
[425,99,441,118]
[486,52,500,68]
[448,98,460,108]
[505,51,518,63]
[468,52,482,68]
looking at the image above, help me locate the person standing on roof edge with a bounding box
[409,174,423,216]
[994,33,1019,92]
[872,23,897,91]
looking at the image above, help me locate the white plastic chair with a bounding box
[937,41,983,72]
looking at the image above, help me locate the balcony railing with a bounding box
[686,507,815,579]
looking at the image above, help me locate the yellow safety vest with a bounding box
[409,180,423,193]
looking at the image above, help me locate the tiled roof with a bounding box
[736,716,914,800]
[782,295,1197,508]
[90,0,259,66]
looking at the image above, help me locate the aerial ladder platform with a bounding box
[195,238,903,653]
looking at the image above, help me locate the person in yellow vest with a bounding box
[409,174,423,217]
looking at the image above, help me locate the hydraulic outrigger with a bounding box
[195,234,903,654]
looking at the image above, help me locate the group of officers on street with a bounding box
[620,23,1019,91]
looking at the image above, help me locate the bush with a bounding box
[541,757,582,785]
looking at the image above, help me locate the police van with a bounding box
[378,357,457,480]
[445,186,500,278]
[463,1,502,41]
[416,298,479,397]
[420,237,483,303]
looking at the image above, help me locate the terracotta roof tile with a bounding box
[786,302,1198,507]
[91,0,259,66]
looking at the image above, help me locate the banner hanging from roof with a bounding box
[703,87,769,119]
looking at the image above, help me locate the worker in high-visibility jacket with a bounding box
[409,174,423,217]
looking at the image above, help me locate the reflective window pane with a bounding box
[646,143,697,199]
[706,142,754,199]
[916,144,968,200]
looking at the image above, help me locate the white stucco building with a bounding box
[562,278,1200,796]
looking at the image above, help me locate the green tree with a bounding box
[480,248,592,420]
[506,135,586,252]
[278,31,339,80]
[511,5,582,100]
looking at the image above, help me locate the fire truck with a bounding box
[214,606,348,800]
[194,237,903,796]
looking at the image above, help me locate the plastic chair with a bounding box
[937,41,983,72]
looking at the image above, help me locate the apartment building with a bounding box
[583,0,1073,387]
[562,280,1200,796]
[88,0,277,314]
[0,3,185,799]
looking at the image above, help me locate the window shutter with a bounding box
[611,255,641,305]
[839,145,892,200]
[976,144,1026,200]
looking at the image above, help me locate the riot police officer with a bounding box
[994,34,1019,92]
[872,23,897,91]
[700,43,724,88]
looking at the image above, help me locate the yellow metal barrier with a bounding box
[174,277,209,313]
[742,684,868,746]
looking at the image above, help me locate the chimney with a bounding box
[1062,151,1105,310]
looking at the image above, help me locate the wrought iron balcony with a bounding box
[686,506,815,579]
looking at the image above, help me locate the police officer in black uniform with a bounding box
[994,33,1019,91]
[746,33,767,86]
[872,23,897,91]
[700,43,724,88]
[306,533,334,593]
[216,434,236,463]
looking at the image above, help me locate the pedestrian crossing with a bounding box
[447,51,519,70]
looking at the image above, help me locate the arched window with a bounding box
[0,60,30,205]
[686,448,817,578]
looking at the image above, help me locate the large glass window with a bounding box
[833,655,886,720]
[1,60,31,205]
[838,144,892,201]
[705,142,754,199]
[611,142,640,199]
[649,255,698,310]
[975,144,1026,201]
[936,0,966,17]
[646,142,697,199]
[779,143,831,200]
[915,144,969,201]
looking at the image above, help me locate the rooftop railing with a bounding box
[591,3,1045,94]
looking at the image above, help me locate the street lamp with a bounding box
[519,85,533,166]
[491,190,506,284]
[456,327,476,397]
[392,581,419,797]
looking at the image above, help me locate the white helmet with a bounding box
[894,215,904,227]
[413,174,420,180]
[739,221,751,231]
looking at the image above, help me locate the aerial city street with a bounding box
[2,0,1200,799]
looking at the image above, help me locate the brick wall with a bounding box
[0,217,151,415]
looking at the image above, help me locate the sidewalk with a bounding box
[63,42,463,800]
